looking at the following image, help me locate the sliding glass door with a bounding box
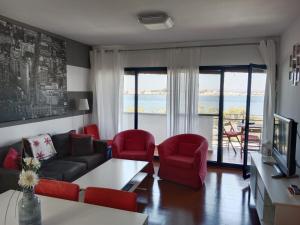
[199,65,267,173]
[223,69,249,165]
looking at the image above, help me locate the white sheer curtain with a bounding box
[90,48,122,139]
[167,48,201,136]
[259,40,276,146]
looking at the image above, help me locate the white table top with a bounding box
[73,158,148,190]
[0,190,148,225]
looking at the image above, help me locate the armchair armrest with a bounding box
[111,135,124,158]
[145,135,155,162]
[0,168,20,193]
[194,140,208,166]
[93,140,108,155]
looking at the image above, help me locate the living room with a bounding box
[0,1,300,225]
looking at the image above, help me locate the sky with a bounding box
[124,72,267,92]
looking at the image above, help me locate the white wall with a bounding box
[0,65,91,147]
[278,15,300,163]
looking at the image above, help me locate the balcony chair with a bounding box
[35,179,80,201]
[158,134,208,189]
[112,129,155,174]
[223,121,243,155]
[84,187,138,212]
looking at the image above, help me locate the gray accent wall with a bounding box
[0,15,91,68]
[67,39,91,68]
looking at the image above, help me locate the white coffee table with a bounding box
[73,158,148,191]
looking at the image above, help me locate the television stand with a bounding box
[250,152,300,225]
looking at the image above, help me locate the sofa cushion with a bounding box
[178,142,198,157]
[124,138,145,151]
[71,134,94,156]
[167,155,194,169]
[119,151,147,161]
[3,148,20,170]
[63,154,104,170]
[40,160,86,182]
[51,131,74,158]
[25,134,57,160]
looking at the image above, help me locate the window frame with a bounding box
[123,67,168,129]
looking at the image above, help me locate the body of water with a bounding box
[124,94,264,116]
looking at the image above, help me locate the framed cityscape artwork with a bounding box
[0,18,68,123]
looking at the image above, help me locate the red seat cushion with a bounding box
[167,155,194,169]
[35,179,80,201]
[3,148,20,170]
[119,151,147,161]
[84,187,137,212]
[178,142,198,157]
[124,138,145,151]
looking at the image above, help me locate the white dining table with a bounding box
[0,190,148,225]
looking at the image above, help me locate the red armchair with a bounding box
[158,134,208,189]
[112,129,155,174]
[83,124,113,146]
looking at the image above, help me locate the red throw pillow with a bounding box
[3,148,20,170]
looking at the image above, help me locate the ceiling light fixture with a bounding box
[138,12,174,30]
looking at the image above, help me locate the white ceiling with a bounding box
[0,0,300,46]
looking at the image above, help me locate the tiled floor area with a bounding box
[135,162,260,225]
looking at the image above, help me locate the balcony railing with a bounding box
[121,112,263,152]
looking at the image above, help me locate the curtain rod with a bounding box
[102,42,260,53]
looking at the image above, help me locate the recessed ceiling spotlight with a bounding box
[137,12,174,30]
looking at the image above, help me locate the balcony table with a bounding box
[0,190,148,225]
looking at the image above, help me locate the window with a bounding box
[121,68,168,143]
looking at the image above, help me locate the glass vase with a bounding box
[18,189,42,225]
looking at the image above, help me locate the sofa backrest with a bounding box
[121,130,152,152]
[51,130,75,158]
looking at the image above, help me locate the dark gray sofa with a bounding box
[0,131,108,193]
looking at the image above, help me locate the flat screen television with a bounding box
[272,114,297,177]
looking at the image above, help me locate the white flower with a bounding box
[23,157,41,170]
[23,158,32,166]
[18,170,39,189]
[31,158,41,169]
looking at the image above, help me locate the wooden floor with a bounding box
[135,161,260,225]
